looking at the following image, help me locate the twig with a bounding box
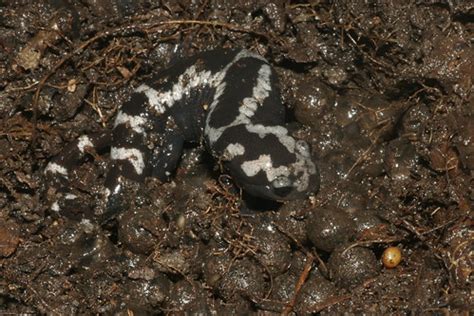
[145,19,270,41]
[281,253,314,315]
[303,294,352,313]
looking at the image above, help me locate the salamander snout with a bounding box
[230,137,320,201]
[272,140,320,200]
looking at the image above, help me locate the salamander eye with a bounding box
[271,176,293,197]
[296,140,311,157]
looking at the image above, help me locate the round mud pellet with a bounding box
[252,223,292,276]
[118,207,168,255]
[306,207,356,252]
[202,250,232,288]
[125,274,171,307]
[167,279,209,313]
[328,246,379,287]
[271,272,299,302]
[216,258,266,301]
[350,210,384,234]
[384,138,419,181]
[323,67,348,86]
[400,104,430,141]
[442,223,472,286]
[293,79,335,128]
[275,204,308,243]
[337,184,369,215]
[295,273,337,314]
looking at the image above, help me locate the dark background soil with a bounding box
[0,1,472,314]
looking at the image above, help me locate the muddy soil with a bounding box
[0,1,473,314]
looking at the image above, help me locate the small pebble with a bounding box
[382,246,402,268]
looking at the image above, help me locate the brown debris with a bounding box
[0,1,472,314]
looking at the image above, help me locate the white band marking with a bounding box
[45,162,69,178]
[110,147,145,175]
[77,135,94,153]
[114,111,148,134]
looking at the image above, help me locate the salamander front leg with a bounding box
[102,143,152,216]
[102,132,184,217]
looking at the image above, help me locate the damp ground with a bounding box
[0,1,472,314]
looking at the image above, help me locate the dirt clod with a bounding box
[328,245,380,287]
[0,220,20,258]
[306,207,356,253]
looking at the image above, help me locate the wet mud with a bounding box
[0,1,472,314]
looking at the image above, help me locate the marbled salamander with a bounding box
[45,49,319,209]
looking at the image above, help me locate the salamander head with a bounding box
[221,129,320,201]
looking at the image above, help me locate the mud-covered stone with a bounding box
[384,138,419,181]
[216,258,267,302]
[295,272,337,314]
[252,221,292,276]
[118,206,168,255]
[328,246,379,287]
[306,207,356,252]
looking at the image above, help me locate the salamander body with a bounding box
[45,49,319,207]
